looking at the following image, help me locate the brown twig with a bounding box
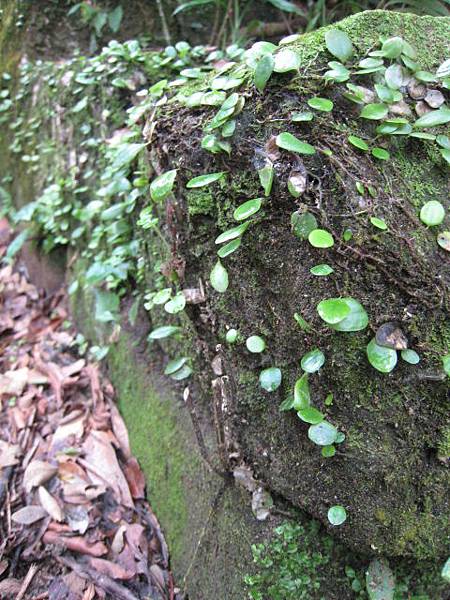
[15,564,39,600]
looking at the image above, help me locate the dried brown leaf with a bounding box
[23,460,58,493]
[0,367,29,395]
[82,431,133,508]
[89,558,134,580]
[0,440,20,467]
[11,505,48,525]
[43,531,108,556]
[110,403,131,459]
[123,457,145,499]
[38,486,64,522]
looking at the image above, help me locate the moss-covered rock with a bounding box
[149,10,450,560]
[2,5,450,597]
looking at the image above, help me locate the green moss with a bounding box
[289,11,450,69]
[108,336,189,559]
[393,508,446,560]
[391,149,447,210]
[0,0,27,77]
[186,188,215,216]
[437,425,450,460]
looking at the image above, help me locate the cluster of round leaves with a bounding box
[149,29,450,538]
[276,345,346,462]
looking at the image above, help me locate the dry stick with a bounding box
[216,0,233,47]
[155,0,171,46]
[209,4,221,46]
[15,563,39,600]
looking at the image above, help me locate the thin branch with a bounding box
[155,0,172,46]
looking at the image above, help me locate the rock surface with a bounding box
[149,10,450,559]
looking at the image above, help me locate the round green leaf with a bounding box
[308,229,334,248]
[307,97,333,112]
[331,297,369,332]
[367,338,397,373]
[150,169,177,202]
[370,217,388,230]
[164,357,188,375]
[215,222,250,244]
[308,421,338,446]
[226,328,238,343]
[327,505,347,526]
[310,264,334,276]
[297,406,324,424]
[348,135,369,151]
[437,231,450,251]
[258,164,274,196]
[317,298,350,324]
[210,260,229,293]
[259,367,282,392]
[441,148,450,165]
[384,64,406,89]
[380,36,404,58]
[152,288,172,305]
[415,70,437,83]
[293,373,310,410]
[254,54,274,92]
[279,34,301,45]
[401,349,420,364]
[186,172,225,188]
[335,432,346,444]
[170,364,193,380]
[325,30,354,63]
[291,211,317,239]
[164,292,186,314]
[372,147,390,160]
[357,57,384,70]
[217,238,241,258]
[420,200,445,226]
[148,325,180,340]
[442,558,450,583]
[276,132,315,155]
[233,198,263,221]
[273,48,301,72]
[292,111,314,122]
[360,104,389,120]
[321,445,336,457]
[246,335,266,353]
[414,107,450,128]
[301,348,325,373]
[343,228,353,241]
[437,135,450,149]
[442,353,450,376]
[324,61,350,83]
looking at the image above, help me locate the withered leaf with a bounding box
[38,486,64,522]
[375,322,408,350]
[12,505,48,525]
[23,460,58,493]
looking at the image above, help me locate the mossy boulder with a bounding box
[148,10,450,560]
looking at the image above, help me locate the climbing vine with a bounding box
[1,21,449,599]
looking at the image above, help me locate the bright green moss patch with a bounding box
[109,337,189,559]
[186,188,215,216]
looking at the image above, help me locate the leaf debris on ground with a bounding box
[0,219,181,599]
